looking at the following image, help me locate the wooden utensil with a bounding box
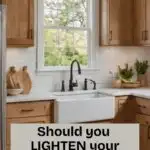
[7,66,22,89]
[18,66,32,94]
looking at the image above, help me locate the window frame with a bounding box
[36,0,96,72]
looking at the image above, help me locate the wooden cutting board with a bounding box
[18,66,32,94]
[7,67,22,89]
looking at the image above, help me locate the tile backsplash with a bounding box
[6,46,150,92]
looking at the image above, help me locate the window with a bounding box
[38,0,93,70]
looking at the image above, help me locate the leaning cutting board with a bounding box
[7,66,22,89]
[18,66,32,94]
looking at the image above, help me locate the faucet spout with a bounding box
[69,60,81,91]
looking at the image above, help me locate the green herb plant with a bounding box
[118,64,134,82]
[135,60,149,75]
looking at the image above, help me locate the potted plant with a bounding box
[135,60,149,87]
[118,63,134,83]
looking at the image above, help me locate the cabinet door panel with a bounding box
[147,126,150,150]
[145,0,150,45]
[6,116,51,145]
[109,0,133,45]
[140,125,148,150]
[114,96,137,123]
[134,0,146,45]
[3,0,34,47]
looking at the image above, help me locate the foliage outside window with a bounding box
[44,0,89,66]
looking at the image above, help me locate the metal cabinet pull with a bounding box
[109,30,112,41]
[20,108,34,112]
[142,31,145,41]
[145,30,148,41]
[28,29,33,39]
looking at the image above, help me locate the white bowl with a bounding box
[7,89,23,96]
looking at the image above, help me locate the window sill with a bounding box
[35,67,100,75]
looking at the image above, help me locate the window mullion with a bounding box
[44,26,89,31]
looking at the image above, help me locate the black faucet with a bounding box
[69,60,81,91]
[84,78,96,90]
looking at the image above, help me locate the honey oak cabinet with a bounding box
[134,0,150,45]
[136,114,150,150]
[113,96,137,123]
[133,0,146,45]
[100,0,133,46]
[100,0,150,46]
[2,0,34,47]
[115,96,150,150]
[6,101,54,148]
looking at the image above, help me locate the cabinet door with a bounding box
[144,0,150,45]
[3,0,34,47]
[140,125,148,150]
[136,114,150,150]
[134,0,146,45]
[114,96,137,123]
[109,0,133,45]
[6,116,50,145]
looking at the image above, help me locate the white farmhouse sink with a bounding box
[54,91,115,123]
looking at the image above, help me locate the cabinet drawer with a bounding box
[136,114,150,125]
[136,98,150,115]
[6,116,50,145]
[7,101,53,118]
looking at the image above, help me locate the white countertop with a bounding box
[7,91,56,103]
[6,88,150,103]
[98,88,150,99]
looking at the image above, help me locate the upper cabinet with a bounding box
[100,0,133,46]
[3,0,34,47]
[134,0,150,45]
[134,0,146,45]
[100,0,150,46]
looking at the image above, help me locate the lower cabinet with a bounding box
[6,100,54,150]
[6,116,51,145]
[139,124,148,150]
[114,96,137,123]
[115,96,150,150]
[136,114,150,150]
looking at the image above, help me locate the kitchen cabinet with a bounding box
[115,96,150,150]
[2,0,34,47]
[134,0,150,45]
[136,114,150,150]
[139,124,148,150]
[145,0,150,45]
[6,101,54,148]
[100,0,133,46]
[6,116,50,145]
[134,0,146,45]
[113,96,137,123]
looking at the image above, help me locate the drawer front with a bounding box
[136,98,150,115]
[136,114,150,125]
[6,116,50,145]
[7,101,53,118]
